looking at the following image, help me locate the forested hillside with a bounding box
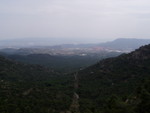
[78,44,150,113]
[0,52,120,72]
[0,56,74,113]
[0,44,150,113]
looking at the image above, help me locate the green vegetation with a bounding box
[0,56,74,113]
[0,44,150,113]
[78,44,150,113]
[2,52,120,72]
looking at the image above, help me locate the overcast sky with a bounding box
[0,0,150,43]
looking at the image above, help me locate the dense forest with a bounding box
[0,44,150,113]
[77,44,150,113]
[0,52,120,72]
[0,56,74,113]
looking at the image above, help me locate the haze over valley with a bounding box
[0,38,149,72]
[0,0,150,113]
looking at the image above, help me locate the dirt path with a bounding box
[61,72,80,113]
[69,72,80,113]
[69,92,80,113]
[74,72,79,89]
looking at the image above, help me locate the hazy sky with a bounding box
[0,0,150,43]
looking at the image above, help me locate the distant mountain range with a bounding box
[0,38,95,48]
[98,38,150,51]
[0,38,150,52]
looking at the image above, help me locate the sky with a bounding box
[0,0,150,44]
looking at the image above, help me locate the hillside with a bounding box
[99,38,150,51]
[0,56,74,113]
[1,52,120,72]
[1,38,150,53]
[77,44,150,113]
[0,44,150,113]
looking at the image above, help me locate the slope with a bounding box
[0,56,74,113]
[99,38,150,51]
[77,44,150,113]
[1,52,120,72]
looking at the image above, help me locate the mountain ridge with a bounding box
[1,38,150,52]
[98,38,150,51]
[77,44,150,113]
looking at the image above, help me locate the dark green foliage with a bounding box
[78,44,150,113]
[1,52,121,73]
[136,80,150,113]
[0,56,73,113]
[0,44,150,113]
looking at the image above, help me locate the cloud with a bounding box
[0,0,150,42]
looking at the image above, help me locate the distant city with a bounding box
[0,38,150,56]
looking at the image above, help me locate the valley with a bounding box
[1,0,150,112]
[0,39,150,113]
